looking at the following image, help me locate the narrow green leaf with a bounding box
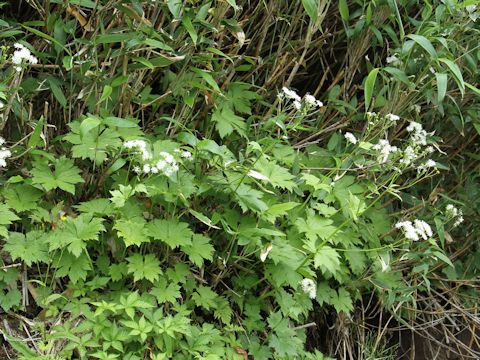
[438,58,464,96]
[27,116,44,149]
[301,0,318,23]
[99,85,112,103]
[436,73,448,103]
[364,68,379,110]
[182,16,198,45]
[339,0,349,21]
[47,77,67,108]
[406,34,437,58]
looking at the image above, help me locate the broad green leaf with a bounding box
[114,219,150,247]
[167,0,182,18]
[331,288,353,313]
[181,234,214,267]
[314,245,341,275]
[211,106,246,138]
[31,156,84,194]
[147,219,193,249]
[150,277,181,304]
[233,184,268,213]
[127,254,162,282]
[4,231,48,266]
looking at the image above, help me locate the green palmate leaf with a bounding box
[330,287,353,313]
[64,121,122,164]
[233,183,268,213]
[254,158,295,190]
[4,231,48,266]
[211,106,246,138]
[47,214,105,257]
[181,234,214,267]
[114,219,150,247]
[192,286,218,310]
[75,198,114,216]
[147,219,193,249]
[150,277,181,304]
[3,184,42,212]
[55,252,91,283]
[344,248,367,275]
[31,156,84,194]
[0,289,22,312]
[314,245,341,275]
[295,212,337,245]
[0,203,20,237]
[226,82,261,114]
[264,202,300,223]
[127,254,162,282]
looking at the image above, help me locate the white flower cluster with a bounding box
[446,204,464,227]
[12,43,38,72]
[0,137,11,168]
[124,139,152,161]
[299,278,316,299]
[372,139,398,163]
[395,219,432,241]
[386,54,402,67]
[278,87,323,110]
[124,140,191,177]
[416,159,436,173]
[344,132,357,144]
[406,121,428,146]
[385,113,400,122]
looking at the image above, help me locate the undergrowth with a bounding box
[0,0,479,359]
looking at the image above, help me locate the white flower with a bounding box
[159,151,175,164]
[386,55,402,66]
[417,159,436,173]
[293,100,302,110]
[344,132,357,144]
[446,204,464,227]
[11,43,38,71]
[281,87,301,102]
[396,219,433,241]
[385,113,400,122]
[156,160,167,170]
[133,166,141,173]
[299,278,316,299]
[0,145,11,169]
[260,243,273,262]
[395,221,419,241]
[181,151,192,159]
[400,146,416,165]
[406,121,427,145]
[413,219,432,240]
[143,164,151,174]
[304,94,317,106]
[372,139,398,163]
[0,137,5,146]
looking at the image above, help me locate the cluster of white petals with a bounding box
[417,159,436,173]
[278,87,323,110]
[12,43,38,72]
[446,204,464,227]
[406,121,428,146]
[344,132,357,145]
[124,139,152,161]
[385,113,400,122]
[0,137,11,168]
[299,278,317,299]
[395,219,432,241]
[372,139,398,163]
